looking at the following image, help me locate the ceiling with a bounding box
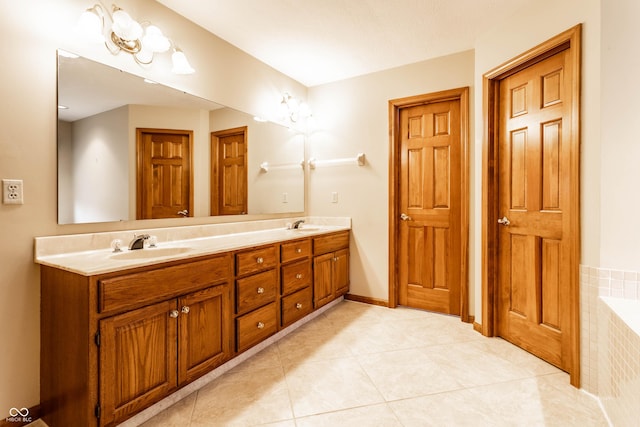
[157,0,535,87]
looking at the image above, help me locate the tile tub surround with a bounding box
[597,296,640,427]
[33,216,350,275]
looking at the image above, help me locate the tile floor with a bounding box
[136,301,608,426]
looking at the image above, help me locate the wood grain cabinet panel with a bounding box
[281,287,313,327]
[313,232,350,308]
[281,259,311,295]
[236,302,278,352]
[236,245,277,276]
[235,269,277,314]
[281,239,311,263]
[99,300,178,427]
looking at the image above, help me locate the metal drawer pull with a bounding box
[296,273,303,279]
[256,257,264,264]
[257,287,265,294]
[181,306,190,314]
[169,310,179,318]
[257,322,265,329]
[295,303,303,309]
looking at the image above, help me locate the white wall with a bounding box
[308,50,475,304]
[70,106,129,223]
[600,0,640,271]
[0,0,305,416]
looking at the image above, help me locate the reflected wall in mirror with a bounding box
[57,51,305,224]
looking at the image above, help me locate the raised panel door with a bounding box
[334,248,350,296]
[178,284,231,385]
[313,253,334,308]
[497,48,572,370]
[99,300,178,426]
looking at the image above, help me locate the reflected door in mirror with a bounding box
[137,128,193,219]
[211,127,248,216]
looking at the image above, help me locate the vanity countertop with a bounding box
[35,218,350,276]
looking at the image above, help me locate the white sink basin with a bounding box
[290,226,324,232]
[110,247,192,260]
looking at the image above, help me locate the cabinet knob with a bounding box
[181,306,190,314]
[256,257,264,264]
[257,321,265,329]
[169,310,179,318]
[295,303,303,310]
[296,248,302,253]
[296,273,303,279]
[257,287,265,294]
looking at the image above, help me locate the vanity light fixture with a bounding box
[78,2,195,74]
[280,92,312,123]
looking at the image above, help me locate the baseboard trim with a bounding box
[1,405,40,427]
[473,321,482,334]
[345,294,389,307]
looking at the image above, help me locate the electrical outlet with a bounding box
[3,179,24,204]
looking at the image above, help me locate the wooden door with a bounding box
[496,48,573,371]
[178,284,231,385]
[99,300,178,426]
[334,248,350,296]
[398,100,462,315]
[211,127,247,216]
[137,129,193,219]
[313,253,334,308]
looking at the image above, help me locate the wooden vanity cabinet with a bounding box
[41,253,232,427]
[313,231,350,308]
[40,229,350,427]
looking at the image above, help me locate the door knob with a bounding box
[497,216,511,226]
[400,213,412,221]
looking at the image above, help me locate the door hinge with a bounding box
[95,403,101,419]
[94,331,100,347]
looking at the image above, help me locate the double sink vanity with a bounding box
[35,217,350,427]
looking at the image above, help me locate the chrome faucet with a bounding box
[129,234,150,250]
[291,219,305,229]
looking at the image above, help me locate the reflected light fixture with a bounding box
[78,2,195,74]
[280,92,312,123]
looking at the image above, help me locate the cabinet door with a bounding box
[313,252,334,308]
[334,248,350,296]
[178,284,232,385]
[100,300,178,426]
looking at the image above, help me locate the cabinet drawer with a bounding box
[313,231,349,255]
[281,259,311,295]
[281,287,313,327]
[236,246,277,276]
[281,239,311,263]
[236,302,277,352]
[99,255,231,313]
[236,269,277,314]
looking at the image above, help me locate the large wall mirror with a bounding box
[57,51,305,225]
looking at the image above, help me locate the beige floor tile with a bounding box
[388,388,497,427]
[357,349,464,400]
[133,300,608,426]
[284,357,385,417]
[467,374,609,426]
[189,365,293,426]
[295,403,403,427]
[139,392,197,427]
[420,340,536,387]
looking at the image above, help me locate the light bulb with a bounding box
[78,7,104,43]
[143,25,170,53]
[171,49,195,74]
